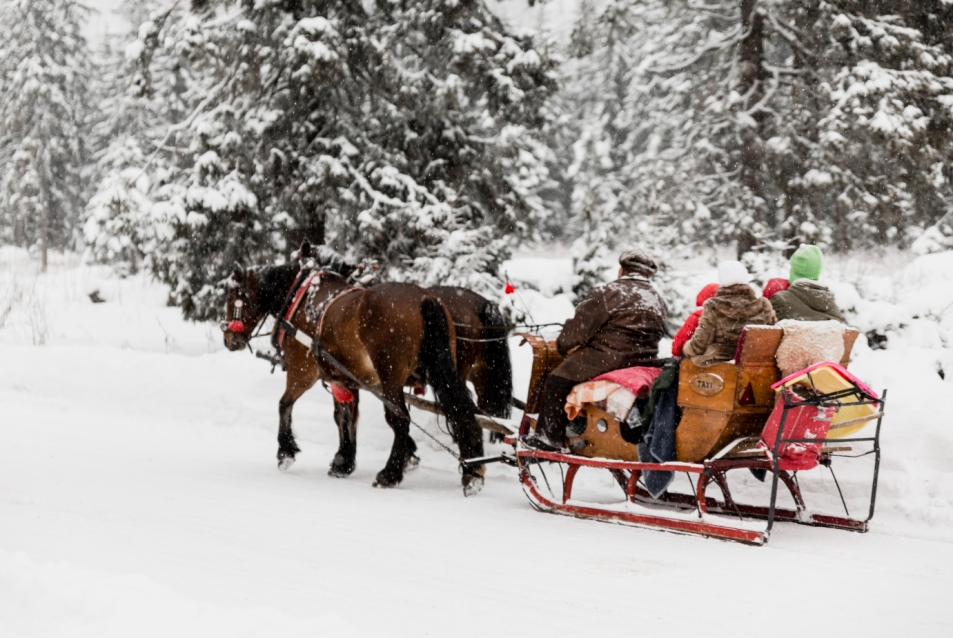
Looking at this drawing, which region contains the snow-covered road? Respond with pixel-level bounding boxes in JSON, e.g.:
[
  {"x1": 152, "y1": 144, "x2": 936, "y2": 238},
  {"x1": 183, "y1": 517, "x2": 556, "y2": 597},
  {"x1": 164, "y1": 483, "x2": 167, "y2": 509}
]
[{"x1": 2, "y1": 342, "x2": 951, "y2": 637}]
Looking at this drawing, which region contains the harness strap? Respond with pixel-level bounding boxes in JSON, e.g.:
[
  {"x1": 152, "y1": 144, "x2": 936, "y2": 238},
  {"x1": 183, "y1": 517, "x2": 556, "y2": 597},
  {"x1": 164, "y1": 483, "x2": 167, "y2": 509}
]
[
  {"x1": 276, "y1": 271, "x2": 323, "y2": 349},
  {"x1": 276, "y1": 317, "x2": 314, "y2": 349},
  {"x1": 271, "y1": 268, "x2": 310, "y2": 351},
  {"x1": 315, "y1": 286, "x2": 361, "y2": 341}
]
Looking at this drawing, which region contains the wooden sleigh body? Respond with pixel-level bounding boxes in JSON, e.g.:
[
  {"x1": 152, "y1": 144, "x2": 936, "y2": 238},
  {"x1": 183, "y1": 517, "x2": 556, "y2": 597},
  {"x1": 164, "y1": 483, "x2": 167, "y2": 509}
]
[{"x1": 508, "y1": 328, "x2": 885, "y2": 545}]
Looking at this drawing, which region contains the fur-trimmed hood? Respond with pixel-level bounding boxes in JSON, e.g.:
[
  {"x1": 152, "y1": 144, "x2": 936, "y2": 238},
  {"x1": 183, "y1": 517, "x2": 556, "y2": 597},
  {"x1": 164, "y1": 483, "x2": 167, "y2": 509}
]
[{"x1": 683, "y1": 284, "x2": 777, "y2": 367}]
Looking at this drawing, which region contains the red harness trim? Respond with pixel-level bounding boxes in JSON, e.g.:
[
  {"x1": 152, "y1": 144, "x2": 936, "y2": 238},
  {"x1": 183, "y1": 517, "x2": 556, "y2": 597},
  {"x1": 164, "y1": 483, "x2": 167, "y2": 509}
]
[
  {"x1": 277, "y1": 272, "x2": 322, "y2": 349},
  {"x1": 330, "y1": 383, "x2": 355, "y2": 404}
]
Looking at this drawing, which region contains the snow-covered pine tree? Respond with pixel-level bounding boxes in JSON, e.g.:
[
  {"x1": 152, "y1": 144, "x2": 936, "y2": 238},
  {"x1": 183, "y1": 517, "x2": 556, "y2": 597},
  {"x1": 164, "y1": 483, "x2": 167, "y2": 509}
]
[
  {"x1": 796, "y1": 1, "x2": 953, "y2": 249},
  {"x1": 344, "y1": 0, "x2": 559, "y2": 295},
  {"x1": 561, "y1": 0, "x2": 723, "y2": 320},
  {"x1": 84, "y1": 1, "x2": 189, "y2": 275},
  {"x1": 0, "y1": 0, "x2": 92, "y2": 270},
  {"x1": 97, "y1": 0, "x2": 559, "y2": 320},
  {"x1": 564, "y1": 0, "x2": 953, "y2": 272}
]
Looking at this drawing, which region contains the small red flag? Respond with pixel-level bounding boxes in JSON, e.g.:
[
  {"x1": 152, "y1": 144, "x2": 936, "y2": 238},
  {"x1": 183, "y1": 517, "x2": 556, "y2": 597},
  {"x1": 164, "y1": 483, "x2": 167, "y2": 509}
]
[{"x1": 504, "y1": 281, "x2": 515, "y2": 295}]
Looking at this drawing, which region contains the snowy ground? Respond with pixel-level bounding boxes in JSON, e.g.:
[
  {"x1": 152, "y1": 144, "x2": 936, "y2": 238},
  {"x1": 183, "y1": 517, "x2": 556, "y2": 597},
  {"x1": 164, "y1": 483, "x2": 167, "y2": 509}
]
[{"x1": 2, "y1": 247, "x2": 952, "y2": 636}]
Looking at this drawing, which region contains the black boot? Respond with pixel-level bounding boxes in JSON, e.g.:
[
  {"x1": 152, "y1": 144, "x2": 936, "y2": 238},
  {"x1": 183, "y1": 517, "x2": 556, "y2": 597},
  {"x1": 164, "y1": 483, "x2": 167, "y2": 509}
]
[{"x1": 520, "y1": 432, "x2": 565, "y2": 452}]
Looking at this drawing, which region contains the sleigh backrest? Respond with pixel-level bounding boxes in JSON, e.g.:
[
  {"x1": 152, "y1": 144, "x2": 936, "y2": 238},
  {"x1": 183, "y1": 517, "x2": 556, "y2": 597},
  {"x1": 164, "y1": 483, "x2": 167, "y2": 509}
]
[{"x1": 518, "y1": 333, "x2": 564, "y2": 414}]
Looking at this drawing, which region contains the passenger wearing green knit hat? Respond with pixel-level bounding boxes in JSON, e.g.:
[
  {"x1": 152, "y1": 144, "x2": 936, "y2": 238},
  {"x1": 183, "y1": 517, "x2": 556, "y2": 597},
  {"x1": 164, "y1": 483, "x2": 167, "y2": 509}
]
[
  {"x1": 771, "y1": 244, "x2": 844, "y2": 322},
  {"x1": 789, "y1": 244, "x2": 823, "y2": 283}
]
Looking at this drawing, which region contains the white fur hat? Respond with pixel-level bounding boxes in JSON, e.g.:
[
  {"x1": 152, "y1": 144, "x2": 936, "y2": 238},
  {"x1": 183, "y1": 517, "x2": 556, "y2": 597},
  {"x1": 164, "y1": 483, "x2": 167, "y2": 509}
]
[{"x1": 718, "y1": 260, "x2": 752, "y2": 287}]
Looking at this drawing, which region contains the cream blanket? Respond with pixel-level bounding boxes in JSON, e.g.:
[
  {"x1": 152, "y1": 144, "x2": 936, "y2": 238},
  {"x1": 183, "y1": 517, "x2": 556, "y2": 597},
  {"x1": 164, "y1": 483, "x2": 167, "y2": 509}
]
[{"x1": 775, "y1": 319, "x2": 846, "y2": 378}]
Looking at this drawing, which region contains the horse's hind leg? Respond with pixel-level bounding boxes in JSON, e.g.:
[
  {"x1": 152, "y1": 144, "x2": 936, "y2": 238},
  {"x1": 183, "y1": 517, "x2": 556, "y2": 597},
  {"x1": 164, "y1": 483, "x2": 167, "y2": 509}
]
[
  {"x1": 329, "y1": 390, "x2": 360, "y2": 477},
  {"x1": 433, "y1": 374, "x2": 485, "y2": 495},
  {"x1": 419, "y1": 298, "x2": 485, "y2": 495},
  {"x1": 373, "y1": 385, "x2": 418, "y2": 489}
]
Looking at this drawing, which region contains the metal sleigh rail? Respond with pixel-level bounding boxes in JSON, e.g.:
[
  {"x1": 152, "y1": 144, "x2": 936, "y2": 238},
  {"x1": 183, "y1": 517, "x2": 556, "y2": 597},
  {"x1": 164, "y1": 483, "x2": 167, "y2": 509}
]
[{"x1": 506, "y1": 386, "x2": 886, "y2": 545}]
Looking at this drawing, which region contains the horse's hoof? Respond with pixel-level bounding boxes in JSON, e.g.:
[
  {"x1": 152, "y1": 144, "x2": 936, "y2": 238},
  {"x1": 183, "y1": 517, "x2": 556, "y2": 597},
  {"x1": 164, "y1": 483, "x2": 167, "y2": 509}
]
[
  {"x1": 328, "y1": 454, "x2": 355, "y2": 478},
  {"x1": 462, "y1": 474, "x2": 484, "y2": 497},
  {"x1": 328, "y1": 464, "x2": 355, "y2": 478},
  {"x1": 373, "y1": 468, "x2": 402, "y2": 489},
  {"x1": 277, "y1": 456, "x2": 295, "y2": 472},
  {"x1": 403, "y1": 454, "x2": 420, "y2": 473}
]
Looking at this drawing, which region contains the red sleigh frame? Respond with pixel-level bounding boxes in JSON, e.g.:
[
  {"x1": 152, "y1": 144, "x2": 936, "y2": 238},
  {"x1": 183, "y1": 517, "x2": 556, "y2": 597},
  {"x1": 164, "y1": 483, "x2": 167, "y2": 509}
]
[{"x1": 508, "y1": 382, "x2": 885, "y2": 545}]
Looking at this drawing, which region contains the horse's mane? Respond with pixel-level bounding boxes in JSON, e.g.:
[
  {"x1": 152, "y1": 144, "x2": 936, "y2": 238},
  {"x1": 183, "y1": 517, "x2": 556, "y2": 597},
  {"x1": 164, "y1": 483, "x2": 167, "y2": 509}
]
[
  {"x1": 254, "y1": 263, "x2": 300, "y2": 314},
  {"x1": 252, "y1": 246, "x2": 362, "y2": 314}
]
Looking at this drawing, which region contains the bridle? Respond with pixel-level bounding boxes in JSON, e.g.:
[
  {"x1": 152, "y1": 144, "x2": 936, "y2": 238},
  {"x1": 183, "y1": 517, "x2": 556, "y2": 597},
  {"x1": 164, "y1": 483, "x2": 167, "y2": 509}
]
[{"x1": 220, "y1": 279, "x2": 268, "y2": 346}]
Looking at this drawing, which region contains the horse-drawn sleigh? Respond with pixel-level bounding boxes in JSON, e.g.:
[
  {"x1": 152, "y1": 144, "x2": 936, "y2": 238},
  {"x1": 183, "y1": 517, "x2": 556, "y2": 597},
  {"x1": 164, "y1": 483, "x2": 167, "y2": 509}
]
[{"x1": 221, "y1": 247, "x2": 885, "y2": 545}]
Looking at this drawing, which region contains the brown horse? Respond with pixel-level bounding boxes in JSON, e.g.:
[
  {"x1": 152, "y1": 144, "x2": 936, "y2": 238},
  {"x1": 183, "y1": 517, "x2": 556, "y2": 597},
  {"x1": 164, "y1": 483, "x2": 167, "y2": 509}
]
[
  {"x1": 221, "y1": 245, "x2": 511, "y2": 468},
  {"x1": 223, "y1": 266, "x2": 491, "y2": 495}
]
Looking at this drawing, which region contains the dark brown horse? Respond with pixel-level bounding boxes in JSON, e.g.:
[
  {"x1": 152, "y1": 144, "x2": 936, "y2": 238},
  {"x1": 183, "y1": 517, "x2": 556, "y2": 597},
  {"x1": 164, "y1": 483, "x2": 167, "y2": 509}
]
[
  {"x1": 221, "y1": 245, "x2": 510, "y2": 470},
  {"x1": 223, "y1": 262, "x2": 500, "y2": 495}
]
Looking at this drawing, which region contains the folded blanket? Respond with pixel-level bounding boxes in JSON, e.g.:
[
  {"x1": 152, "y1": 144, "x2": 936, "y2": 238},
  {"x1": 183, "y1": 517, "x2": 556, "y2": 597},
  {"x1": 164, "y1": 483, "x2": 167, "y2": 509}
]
[
  {"x1": 564, "y1": 380, "x2": 632, "y2": 421},
  {"x1": 594, "y1": 366, "x2": 661, "y2": 396},
  {"x1": 564, "y1": 366, "x2": 661, "y2": 421}
]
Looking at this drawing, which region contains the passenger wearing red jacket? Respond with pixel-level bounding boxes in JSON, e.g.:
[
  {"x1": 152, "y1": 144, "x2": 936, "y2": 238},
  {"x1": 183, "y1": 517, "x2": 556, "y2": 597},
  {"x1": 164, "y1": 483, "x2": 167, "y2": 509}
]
[
  {"x1": 671, "y1": 283, "x2": 720, "y2": 357},
  {"x1": 762, "y1": 277, "x2": 789, "y2": 300}
]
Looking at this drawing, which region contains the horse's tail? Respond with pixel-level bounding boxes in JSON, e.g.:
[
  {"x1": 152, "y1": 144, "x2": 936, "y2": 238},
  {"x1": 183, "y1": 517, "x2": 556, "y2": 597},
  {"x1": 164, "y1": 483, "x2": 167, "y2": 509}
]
[
  {"x1": 476, "y1": 300, "x2": 512, "y2": 418},
  {"x1": 418, "y1": 298, "x2": 479, "y2": 444}
]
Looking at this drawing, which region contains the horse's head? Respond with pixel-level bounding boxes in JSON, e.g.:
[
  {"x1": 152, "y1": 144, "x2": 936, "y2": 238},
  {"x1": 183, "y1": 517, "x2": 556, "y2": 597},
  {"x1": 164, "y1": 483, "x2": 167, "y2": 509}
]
[{"x1": 221, "y1": 265, "x2": 266, "y2": 351}]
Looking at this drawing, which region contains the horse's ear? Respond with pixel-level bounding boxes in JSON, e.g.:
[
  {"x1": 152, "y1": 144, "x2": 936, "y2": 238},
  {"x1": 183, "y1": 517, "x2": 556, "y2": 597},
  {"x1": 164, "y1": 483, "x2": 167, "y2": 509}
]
[
  {"x1": 232, "y1": 265, "x2": 244, "y2": 283},
  {"x1": 299, "y1": 241, "x2": 312, "y2": 260}
]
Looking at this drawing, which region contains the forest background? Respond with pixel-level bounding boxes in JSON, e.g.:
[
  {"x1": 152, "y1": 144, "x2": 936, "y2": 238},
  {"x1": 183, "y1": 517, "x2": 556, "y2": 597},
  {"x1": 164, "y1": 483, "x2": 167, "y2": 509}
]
[{"x1": 2, "y1": 0, "x2": 953, "y2": 330}]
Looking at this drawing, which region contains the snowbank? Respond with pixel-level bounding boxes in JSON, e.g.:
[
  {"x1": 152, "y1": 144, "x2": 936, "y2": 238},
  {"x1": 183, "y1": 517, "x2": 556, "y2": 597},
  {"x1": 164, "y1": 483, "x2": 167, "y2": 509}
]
[
  {"x1": 0, "y1": 247, "x2": 221, "y2": 354},
  {"x1": 826, "y1": 249, "x2": 953, "y2": 349}
]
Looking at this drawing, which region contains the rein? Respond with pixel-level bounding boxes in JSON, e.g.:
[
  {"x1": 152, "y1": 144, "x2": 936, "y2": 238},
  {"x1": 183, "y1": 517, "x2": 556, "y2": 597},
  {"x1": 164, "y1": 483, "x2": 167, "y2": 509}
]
[{"x1": 451, "y1": 321, "x2": 563, "y2": 343}]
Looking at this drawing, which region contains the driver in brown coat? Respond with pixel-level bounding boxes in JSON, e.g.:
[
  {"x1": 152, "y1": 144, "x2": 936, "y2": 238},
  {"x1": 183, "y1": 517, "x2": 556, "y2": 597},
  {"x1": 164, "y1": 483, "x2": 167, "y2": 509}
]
[{"x1": 523, "y1": 248, "x2": 667, "y2": 451}]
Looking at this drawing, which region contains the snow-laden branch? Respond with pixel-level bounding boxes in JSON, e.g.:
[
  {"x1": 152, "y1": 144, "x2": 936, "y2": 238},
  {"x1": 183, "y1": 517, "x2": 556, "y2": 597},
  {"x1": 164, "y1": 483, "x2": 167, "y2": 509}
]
[
  {"x1": 647, "y1": 25, "x2": 745, "y2": 74},
  {"x1": 744, "y1": 66, "x2": 781, "y2": 117},
  {"x1": 766, "y1": 11, "x2": 817, "y2": 63},
  {"x1": 135, "y1": 75, "x2": 231, "y2": 181},
  {"x1": 686, "y1": 0, "x2": 740, "y2": 21}
]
